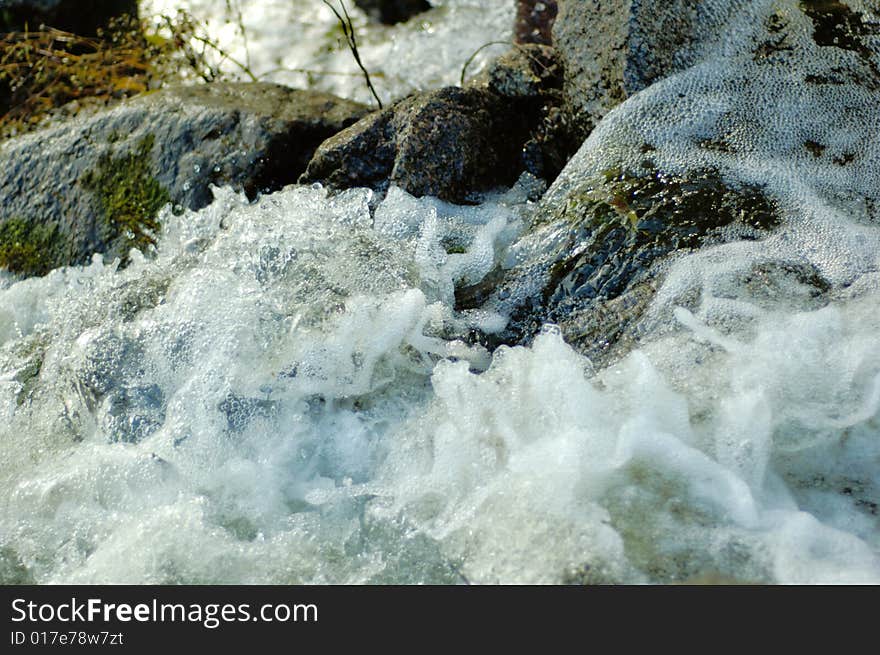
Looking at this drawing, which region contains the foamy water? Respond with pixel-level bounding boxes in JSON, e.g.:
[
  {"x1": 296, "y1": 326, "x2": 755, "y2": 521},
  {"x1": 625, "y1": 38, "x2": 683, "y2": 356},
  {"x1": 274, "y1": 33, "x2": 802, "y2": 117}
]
[
  {"x1": 1, "y1": 0, "x2": 879, "y2": 584},
  {"x1": 1, "y1": 176, "x2": 878, "y2": 584}
]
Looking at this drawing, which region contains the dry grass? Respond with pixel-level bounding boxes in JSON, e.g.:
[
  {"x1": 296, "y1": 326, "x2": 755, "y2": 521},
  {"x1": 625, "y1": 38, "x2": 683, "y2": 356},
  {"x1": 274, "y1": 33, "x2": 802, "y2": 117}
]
[{"x1": 0, "y1": 12, "x2": 251, "y2": 139}]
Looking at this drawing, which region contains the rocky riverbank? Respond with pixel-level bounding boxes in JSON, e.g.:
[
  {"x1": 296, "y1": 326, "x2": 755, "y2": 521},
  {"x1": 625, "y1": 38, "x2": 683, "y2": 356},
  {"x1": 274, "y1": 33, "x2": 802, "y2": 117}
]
[{"x1": 3, "y1": 0, "x2": 880, "y2": 366}]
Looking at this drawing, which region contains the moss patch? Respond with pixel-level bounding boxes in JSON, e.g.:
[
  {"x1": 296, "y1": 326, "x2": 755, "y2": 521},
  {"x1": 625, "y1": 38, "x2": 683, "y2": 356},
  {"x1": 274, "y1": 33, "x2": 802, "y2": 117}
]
[
  {"x1": 0, "y1": 218, "x2": 64, "y2": 276},
  {"x1": 82, "y1": 134, "x2": 169, "y2": 259}
]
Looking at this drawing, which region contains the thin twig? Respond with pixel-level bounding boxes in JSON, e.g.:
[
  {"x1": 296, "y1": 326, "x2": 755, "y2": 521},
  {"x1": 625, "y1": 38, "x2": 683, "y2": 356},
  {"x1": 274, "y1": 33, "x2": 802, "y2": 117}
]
[
  {"x1": 190, "y1": 32, "x2": 258, "y2": 82},
  {"x1": 322, "y1": 0, "x2": 383, "y2": 109},
  {"x1": 460, "y1": 40, "x2": 560, "y2": 87},
  {"x1": 459, "y1": 40, "x2": 511, "y2": 86}
]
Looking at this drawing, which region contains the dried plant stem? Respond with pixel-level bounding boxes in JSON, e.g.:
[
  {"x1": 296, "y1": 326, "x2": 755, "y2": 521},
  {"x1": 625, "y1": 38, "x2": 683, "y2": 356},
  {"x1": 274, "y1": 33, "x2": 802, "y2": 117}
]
[{"x1": 322, "y1": 0, "x2": 383, "y2": 109}]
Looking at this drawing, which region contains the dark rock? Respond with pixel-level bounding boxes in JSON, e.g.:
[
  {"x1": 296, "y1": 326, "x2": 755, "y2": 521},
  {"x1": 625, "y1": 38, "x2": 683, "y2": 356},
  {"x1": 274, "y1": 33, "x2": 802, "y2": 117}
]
[
  {"x1": 487, "y1": 43, "x2": 561, "y2": 99},
  {"x1": 483, "y1": 44, "x2": 572, "y2": 185},
  {"x1": 353, "y1": 0, "x2": 431, "y2": 25},
  {"x1": 0, "y1": 82, "x2": 368, "y2": 275},
  {"x1": 300, "y1": 86, "x2": 534, "y2": 203},
  {"x1": 515, "y1": 0, "x2": 558, "y2": 45},
  {"x1": 486, "y1": 165, "x2": 782, "y2": 366},
  {"x1": 0, "y1": 0, "x2": 138, "y2": 35}
]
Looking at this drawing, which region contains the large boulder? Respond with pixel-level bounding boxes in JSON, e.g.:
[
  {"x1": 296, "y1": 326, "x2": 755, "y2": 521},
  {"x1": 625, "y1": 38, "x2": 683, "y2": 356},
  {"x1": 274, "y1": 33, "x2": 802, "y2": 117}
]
[
  {"x1": 300, "y1": 86, "x2": 536, "y2": 203},
  {"x1": 553, "y1": 0, "x2": 751, "y2": 145},
  {"x1": 0, "y1": 82, "x2": 368, "y2": 275},
  {"x1": 0, "y1": 0, "x2": 137, "y2": 34},
  {"x1": 482, "y1": 0, "x2": 880, "y2": 365}
]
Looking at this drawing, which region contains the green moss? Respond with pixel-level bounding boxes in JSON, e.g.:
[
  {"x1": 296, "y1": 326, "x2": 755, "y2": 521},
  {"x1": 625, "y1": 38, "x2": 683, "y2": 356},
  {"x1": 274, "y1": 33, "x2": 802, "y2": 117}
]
[
  {"x1": 0, "y1": 218, "x2": 64, "y2": 276},
  {"x1": 82, "y1": 134, "x2": 169, "y2": 258}
]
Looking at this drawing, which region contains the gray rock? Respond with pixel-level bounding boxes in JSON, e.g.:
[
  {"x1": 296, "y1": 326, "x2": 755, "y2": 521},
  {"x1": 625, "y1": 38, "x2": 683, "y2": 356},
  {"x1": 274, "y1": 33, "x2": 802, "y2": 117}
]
[
  {"x1": 300, "y1": 86, "x2": 534, "y2": 203},
  {"x1": 0, "y1": 0, "x2": 137, "y2": 34},
  {"x1": 0, "y1": 82, "x2": 368, "y2": 274},
  {"x1": 553, "y1": 0, "x2": 750, "y2": 144}
]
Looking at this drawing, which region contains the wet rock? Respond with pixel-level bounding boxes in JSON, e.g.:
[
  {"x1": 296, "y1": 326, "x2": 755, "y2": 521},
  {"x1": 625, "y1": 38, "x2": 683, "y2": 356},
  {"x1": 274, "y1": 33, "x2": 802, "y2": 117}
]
[
  {"x1": 0, "y1": 82, "x2": 368, "y2": 274},
  {"x1": 0, "y1": 0, "x2": 137, "y2": 35},
  {"x1": 487, "y1": 165, "x2": 781, "y2": 365},
  {"x1": 300, "y1": 86, "x2": 534, "y2": 203},
  {"x1": 353, "y1": 0, "x2": 431, "y2": 25},
  {"x1": 481, "y1": 0, "x2": 880, "y2": 364}
]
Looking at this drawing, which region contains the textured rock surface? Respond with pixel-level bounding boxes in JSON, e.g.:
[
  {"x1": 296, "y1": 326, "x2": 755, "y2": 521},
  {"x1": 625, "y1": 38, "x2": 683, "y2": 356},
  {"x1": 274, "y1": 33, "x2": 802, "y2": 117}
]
[
  {"x1": 300, "y1": 86, "x2": 535, "y2": 203},
  {"x1": 515, "y1": 0, "x2": 558, "y2": 45},
  {"x1": 0, "y1": 0, "x2": 138, "y2": 34},
  {"x1": 487, "y1": 43, "x2": 561, "y2": 99},
  {"x1": 0, "y1": 82, "x2": 367, "y2": 272},
  {"x1": 553, "y1": 0, "x2": 751, "y2": 144}
]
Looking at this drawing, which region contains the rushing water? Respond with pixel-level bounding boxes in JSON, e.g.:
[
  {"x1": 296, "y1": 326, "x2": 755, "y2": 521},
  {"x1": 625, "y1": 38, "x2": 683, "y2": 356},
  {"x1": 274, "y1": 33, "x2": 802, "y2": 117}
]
[
  {"x1": 139, "y1": 0, "x2": 514, "y2": 106},
  {"x1": 1, "y1": 1, "x2": 879, "y2": 584},
  {"x1": 1, "y1": 175, "x2": 878, "y2": 584}
]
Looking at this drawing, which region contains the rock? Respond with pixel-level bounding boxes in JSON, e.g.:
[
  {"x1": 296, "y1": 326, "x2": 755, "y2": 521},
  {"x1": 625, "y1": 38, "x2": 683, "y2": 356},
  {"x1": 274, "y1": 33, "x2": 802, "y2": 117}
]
[
  {"x1": 483, "y1": 0, "x2": 880, "y2": 364},
  {"x1": 0, "y1": 0, "x2": 138, "y2": 35},
  {"x1": 487, "y1": 43, "x2": 561, "y2": 99},
  {"x1": 300, "y1": 86, "x2": 535, "y2": 203},
  {"x1": 515, "y1": 0, "x2": 558, "y2": 45},
  {"x1": 353, "y1": 0, "x2": 431, "y2": 25},
  {"x1": 487, "y1": 165, "x2": 782, "y2": 365},
  {"x1": 0, "y1": 82, "x2": 368, "y2": 275},
  {"x1": 484, "y1": 44, "x2": 571, "y2": 183},
  {"x1": 552, "y1": 0, "x2": 749, "y2": 145}
]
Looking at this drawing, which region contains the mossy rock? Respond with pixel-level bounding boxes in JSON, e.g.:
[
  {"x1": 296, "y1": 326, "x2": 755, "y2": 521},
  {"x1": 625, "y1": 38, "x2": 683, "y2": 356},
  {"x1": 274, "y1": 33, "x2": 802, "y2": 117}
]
[
  {"x1": 545, "y1": 165, "x2": 779, "y2": 308},
  {"x1": 0, "y1": 82, "x2": 368, "y2": 278}
]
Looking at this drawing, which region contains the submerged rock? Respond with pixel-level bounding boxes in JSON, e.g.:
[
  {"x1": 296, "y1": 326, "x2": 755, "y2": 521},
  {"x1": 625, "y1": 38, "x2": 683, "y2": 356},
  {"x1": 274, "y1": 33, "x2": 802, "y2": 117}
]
[
  {"x1": 0, "y1": 82, "x2": 368, "y2": 275},
  {"x1": 0, "y1": 0, "x2": 137, "y2": 34},
  {"x1": 300, "y1": 86, "x2": 535, "y2": 203},
  {"x1": 487, "y1": 165, "x2": 782, "y2": 364}
]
